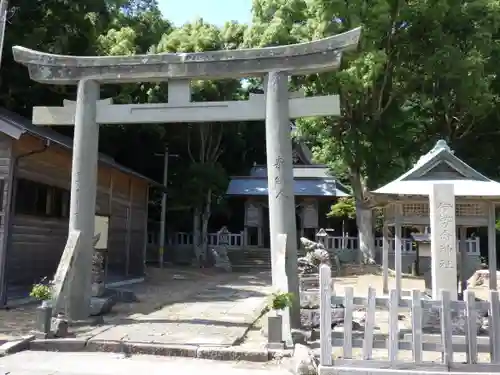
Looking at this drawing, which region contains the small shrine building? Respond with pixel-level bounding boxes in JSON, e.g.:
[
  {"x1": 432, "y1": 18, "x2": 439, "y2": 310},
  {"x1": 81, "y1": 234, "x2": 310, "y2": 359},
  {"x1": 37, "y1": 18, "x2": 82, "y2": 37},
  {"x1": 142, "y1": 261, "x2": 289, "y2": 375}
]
[
  {"x1": 226, "y1": 140, "x2": 350, "y2": 249},
  {"x1": 372, "y1": 140, "x2": 500, "y2": 296}
]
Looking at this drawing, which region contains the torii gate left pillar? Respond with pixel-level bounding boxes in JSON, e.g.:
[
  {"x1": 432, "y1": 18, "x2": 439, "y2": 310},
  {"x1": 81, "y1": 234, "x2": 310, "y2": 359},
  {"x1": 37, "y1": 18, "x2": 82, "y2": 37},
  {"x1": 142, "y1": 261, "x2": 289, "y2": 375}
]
[
  {"x1": 65, "y1": 79, "x2": 100, "y2": 319},
  {"x1": 12, "y1": 27, "x2": 361, "y2": 324}
]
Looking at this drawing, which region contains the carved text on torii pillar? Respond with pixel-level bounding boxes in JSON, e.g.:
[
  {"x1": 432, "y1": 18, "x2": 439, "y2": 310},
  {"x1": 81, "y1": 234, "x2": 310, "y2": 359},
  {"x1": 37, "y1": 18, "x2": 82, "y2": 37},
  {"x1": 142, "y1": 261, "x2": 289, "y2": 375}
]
[{"x1": 274, "y1": 156, "x2": 286, "y2": 199}]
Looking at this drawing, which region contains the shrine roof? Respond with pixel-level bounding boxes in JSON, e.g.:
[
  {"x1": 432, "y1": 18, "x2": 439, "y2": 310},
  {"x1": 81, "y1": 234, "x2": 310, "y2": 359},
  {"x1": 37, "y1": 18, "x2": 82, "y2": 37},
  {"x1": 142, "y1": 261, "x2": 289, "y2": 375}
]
[
  {"x1": 249, "y1": 165, "x2": 332, "y2": 178},
  {"x1": 226, "y1": 176, "x2": 349, "y2": 197},
  {"x1": 373, "y1": 140, "x2": 500, "y2": 198},
  {"x1": 0, "y1": 107, "x2": 162, "y2": 187}
]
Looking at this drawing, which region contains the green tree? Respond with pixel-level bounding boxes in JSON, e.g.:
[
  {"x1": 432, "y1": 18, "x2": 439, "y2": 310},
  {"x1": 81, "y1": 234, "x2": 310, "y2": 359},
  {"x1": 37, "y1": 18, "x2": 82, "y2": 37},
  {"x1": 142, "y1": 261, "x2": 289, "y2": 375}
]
[
  {"x1": 246, "y1": 0, "x2": 500, "y2": 263},
  {"x1": 0, "y1": 0, "x2": 111, "y2": 113},
  {"x1": 246, "y1": 0, "x2": 415, "y2": 262},
  {"x1": 152, "y1": 19, "x2": 249, "y2": 262}
]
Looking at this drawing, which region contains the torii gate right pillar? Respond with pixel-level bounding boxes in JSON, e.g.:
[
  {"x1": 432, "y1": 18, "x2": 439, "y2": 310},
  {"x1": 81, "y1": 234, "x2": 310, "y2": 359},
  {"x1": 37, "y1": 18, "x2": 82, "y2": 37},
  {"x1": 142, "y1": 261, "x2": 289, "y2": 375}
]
[{"x1": 265, "y1": 71, "x2": 300, "y2": 327}]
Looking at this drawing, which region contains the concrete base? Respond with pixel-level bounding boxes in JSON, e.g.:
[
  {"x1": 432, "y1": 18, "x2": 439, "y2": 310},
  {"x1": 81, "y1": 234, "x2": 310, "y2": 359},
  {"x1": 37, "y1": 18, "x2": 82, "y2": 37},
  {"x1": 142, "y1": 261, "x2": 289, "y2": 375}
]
[
  {"x1": 27, "y1": 338, "x2": 292, "y2": 362},
  {"x1": 35, "y1": 304, "x2": 52, "y2": 335},
  {"x1": 268, "y1": 314, "x2": 283, "y2": 345},
  {"x1": 67, "y1": 316, "x2": 104, "y2": 327},
  {"x1": 0, "y1": 335, "x2": 35, "y2": 356}
]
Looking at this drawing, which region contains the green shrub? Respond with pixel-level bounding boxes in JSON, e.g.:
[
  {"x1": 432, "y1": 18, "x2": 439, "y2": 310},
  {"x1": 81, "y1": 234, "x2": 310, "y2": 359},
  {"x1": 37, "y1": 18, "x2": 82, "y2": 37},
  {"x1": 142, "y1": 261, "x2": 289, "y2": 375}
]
[
  {"x1": 30, "y1": 278, "x2": 53, "y2": 301},
  {"x1": 269, "y1": 291, "x2": 294, "y2": 311}
]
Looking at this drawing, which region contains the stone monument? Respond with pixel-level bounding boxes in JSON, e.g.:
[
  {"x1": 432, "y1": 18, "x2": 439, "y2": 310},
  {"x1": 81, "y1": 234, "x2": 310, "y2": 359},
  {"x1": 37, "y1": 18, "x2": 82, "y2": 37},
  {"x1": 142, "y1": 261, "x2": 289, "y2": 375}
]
[
  {"x1": 12, "y1": 27, "x2": 361, "y2": 324},
  {"x1": 422, "y1": 184, "x2": 489, "y2": 334},
  {"x1": 429, "y1": 183, "x2": 458, "y2": 300}
]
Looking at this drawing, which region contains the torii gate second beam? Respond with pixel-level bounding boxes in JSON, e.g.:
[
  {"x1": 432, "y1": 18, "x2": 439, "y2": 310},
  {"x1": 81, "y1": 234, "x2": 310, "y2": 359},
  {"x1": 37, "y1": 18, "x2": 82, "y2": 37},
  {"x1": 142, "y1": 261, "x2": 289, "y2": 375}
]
[{"x1": 32, "y1": 84, "x2": 340, "y2": 125}]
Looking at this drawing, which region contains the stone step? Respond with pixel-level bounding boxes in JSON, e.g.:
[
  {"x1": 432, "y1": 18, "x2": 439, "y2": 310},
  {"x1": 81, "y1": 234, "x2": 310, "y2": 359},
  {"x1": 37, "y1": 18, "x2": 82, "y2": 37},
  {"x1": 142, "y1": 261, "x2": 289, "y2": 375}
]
[{"x1": 227, "y1": 249, "x2": 271, "y2": 268}]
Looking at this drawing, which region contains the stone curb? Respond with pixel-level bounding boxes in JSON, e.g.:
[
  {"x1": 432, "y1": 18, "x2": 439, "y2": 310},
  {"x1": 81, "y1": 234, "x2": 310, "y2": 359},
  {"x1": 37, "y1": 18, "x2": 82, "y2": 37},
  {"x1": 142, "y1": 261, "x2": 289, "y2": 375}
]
[
  {"x1": 0, "y1": 335, "x2": 35, "y2": 357},
  {"x1": 27, "y1": 338, "x2": 292, "y2": 362}
]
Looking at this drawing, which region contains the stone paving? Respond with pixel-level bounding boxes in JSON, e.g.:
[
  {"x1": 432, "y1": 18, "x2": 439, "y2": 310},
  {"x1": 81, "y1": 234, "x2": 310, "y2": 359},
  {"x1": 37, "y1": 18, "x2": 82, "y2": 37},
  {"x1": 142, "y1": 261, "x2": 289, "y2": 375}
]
[
  {"x1": 83, "y1": 271, "x2": 273, "y2": 346},
  {"x1": 0, "y1": 267, "x2": 272, "y2": 347}
]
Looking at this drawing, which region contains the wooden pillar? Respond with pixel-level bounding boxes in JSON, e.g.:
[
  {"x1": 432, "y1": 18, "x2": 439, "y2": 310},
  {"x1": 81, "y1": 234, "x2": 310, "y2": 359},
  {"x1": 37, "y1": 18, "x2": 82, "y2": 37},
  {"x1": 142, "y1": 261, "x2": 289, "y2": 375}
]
[
  {"x1": 382, "y1": 222, "x2": 389, "y2": 294},
  {"x1": 488, "y1": 202, "x2": 497, "y2": 290},
  {"x1": 243, "y1": 227, "x2": 248, "y2": 247},
  {"x1": 394, "y1": 204, "x2": 402, "y2": 299},
  {"x1": 459, "y1": 226, "x2": 468, "y2": 294},
  {"x1": 108, "y1": 172, "x2": 114, "y2": 215},
  {"x1": 299, "y1": 205, "x2": 304, "y2": 238},
  {"x1": 258, "y1": 204, "x2": 264, "y2": 247},
  {"x1": 125, "y1": 179, "x2": 133, "y2": 276},
  {"x1": 106, "y1": 172, "x2": 114, "y2": 284},
  {"x1": 142, "y1": 186, "x2": 149, "y2": 276}
]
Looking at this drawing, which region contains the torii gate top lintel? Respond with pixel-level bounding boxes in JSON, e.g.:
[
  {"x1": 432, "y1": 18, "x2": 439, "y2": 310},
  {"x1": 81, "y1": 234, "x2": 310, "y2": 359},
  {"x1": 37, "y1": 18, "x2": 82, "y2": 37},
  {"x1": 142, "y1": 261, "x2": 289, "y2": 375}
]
[{"x1": 12, "y1": 27, "x2": 361, "y2": 85}]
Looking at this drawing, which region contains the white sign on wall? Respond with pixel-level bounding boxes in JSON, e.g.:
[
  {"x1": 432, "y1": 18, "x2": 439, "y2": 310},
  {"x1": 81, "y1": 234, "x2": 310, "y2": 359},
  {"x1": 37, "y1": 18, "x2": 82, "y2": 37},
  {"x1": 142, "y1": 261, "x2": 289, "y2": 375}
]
[
  {"x1": 94, "y1": 215, "x2": 109, "y2": 250},
  {"x1": 302, "y1": 201, "x2": 318, "y2": 228},
  {"x1": 245, "y1": 202, "x2": 261, "y2": 227}
]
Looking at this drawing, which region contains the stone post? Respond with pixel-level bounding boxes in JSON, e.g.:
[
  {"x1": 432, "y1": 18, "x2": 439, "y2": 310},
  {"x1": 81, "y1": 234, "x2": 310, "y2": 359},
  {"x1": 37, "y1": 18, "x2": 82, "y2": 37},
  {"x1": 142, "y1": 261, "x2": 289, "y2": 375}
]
[
  {"x1": 265, "y1": 71, "x2": 300, "y2": 328},
  {"x1": 394, "y1": 205, "x2": 402, "y2": 299},
  {"x1": 66, "y1": 79, "x2": 100, "y2": 320},
  {"x1": 488, "y1": 202, "x2": 497, "y2": 290},
  {"x1": 429, "y1": 183, "x2": 458, "y2": 300},
  {"x1": 459, "y1": 226, "x2": 468, "y2": 294},
  {"x1": 382, "y1": 223, "x2": 389, "y2": 294}
]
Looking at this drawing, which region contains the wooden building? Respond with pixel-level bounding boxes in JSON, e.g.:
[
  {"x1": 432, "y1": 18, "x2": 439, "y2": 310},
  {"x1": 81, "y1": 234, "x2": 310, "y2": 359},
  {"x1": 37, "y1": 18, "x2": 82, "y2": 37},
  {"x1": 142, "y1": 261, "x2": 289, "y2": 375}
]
[{"x1": 0, "y1": 108, "x2": 159, "y2": 299}]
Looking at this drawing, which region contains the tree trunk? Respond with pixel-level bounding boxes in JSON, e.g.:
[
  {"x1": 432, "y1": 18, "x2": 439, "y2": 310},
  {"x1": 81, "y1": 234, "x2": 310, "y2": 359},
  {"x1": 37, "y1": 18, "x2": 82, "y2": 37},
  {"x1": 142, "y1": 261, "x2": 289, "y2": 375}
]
[
  {"x1": 200, "y1": 189, "x2": 212, "y2": 267},
  {"x1": 356, "y1": 205, "x2": 375, "y2": 264},
  {"x1": 350, "y1": 170, "x2": 376, "y2": 264},
  {"x1": 193, "y1": 208, "x2": 202, "y2": 266}
]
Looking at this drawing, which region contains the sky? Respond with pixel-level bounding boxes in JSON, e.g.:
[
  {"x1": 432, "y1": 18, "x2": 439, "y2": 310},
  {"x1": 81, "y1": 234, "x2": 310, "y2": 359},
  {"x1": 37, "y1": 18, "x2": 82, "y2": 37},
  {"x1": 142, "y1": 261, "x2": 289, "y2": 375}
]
[{"x1": 158, "y1": 0, "x2": 252, "y2": 26}]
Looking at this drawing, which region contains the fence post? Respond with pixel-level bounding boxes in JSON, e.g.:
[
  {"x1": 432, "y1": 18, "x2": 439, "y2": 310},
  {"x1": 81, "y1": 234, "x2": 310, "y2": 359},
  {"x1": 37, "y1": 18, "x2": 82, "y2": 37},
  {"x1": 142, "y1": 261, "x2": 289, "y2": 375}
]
[
  {"x1": 320, "y1": 263, "x2": 333, "y2": 366},
  {"x1": 489, "y1": 290, "x2": 500, "y2": 363}
]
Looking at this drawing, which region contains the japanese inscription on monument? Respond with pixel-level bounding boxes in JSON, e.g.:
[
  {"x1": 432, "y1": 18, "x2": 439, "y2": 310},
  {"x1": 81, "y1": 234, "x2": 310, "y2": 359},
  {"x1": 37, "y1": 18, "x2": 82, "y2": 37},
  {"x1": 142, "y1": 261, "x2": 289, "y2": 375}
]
[{"x1": 429, "y1": 183, "x2": 458, "y2": 300}]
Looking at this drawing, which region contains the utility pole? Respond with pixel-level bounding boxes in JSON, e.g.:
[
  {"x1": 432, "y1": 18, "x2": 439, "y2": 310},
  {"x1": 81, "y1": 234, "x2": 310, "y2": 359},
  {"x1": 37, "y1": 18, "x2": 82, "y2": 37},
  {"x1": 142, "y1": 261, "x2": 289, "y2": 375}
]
[
  {"x1": 158, "y1": 147, "x2": 169, "y2": 268},
  {"x1": 0, "y1": 0, "x2": 8, "y2": 68}
]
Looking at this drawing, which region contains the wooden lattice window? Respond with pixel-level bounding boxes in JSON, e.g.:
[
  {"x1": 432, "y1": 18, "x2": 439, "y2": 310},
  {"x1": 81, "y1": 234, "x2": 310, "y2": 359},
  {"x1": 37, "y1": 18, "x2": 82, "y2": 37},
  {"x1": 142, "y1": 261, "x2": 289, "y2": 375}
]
[
  {"x1": 456, "y1": 203, "x2": 483, "y2": 216},
  {"x1": 402, "y1": 203, "x2": 429, "y2": 216}
]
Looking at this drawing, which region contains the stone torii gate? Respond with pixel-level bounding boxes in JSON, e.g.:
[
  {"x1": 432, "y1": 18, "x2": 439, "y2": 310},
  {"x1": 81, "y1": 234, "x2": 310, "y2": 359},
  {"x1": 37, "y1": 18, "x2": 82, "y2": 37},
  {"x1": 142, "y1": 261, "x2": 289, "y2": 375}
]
[{"x1": 12, "y1": 27, "x2": 361, "y2": 325}]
